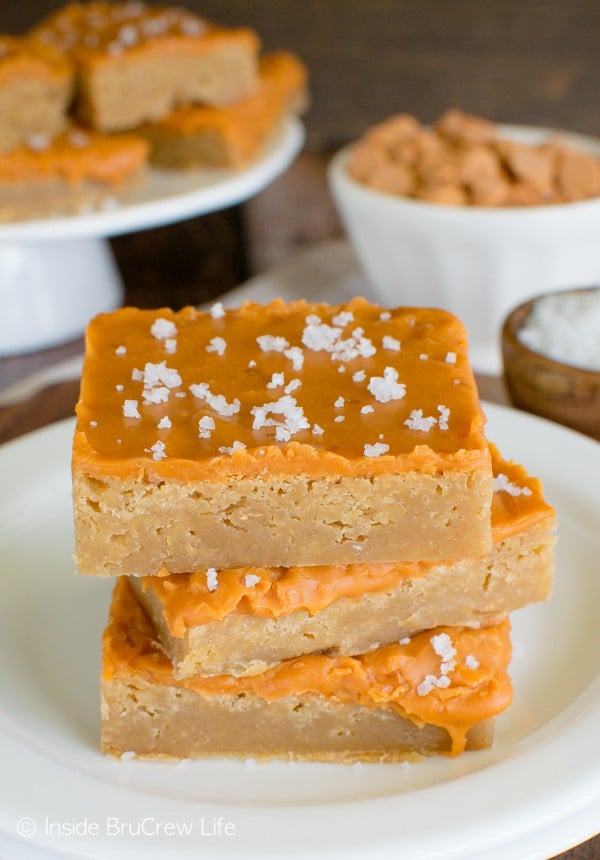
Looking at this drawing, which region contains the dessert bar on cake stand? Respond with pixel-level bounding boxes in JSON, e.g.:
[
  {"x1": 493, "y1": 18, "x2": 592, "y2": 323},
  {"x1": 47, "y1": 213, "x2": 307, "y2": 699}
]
[{"x1": 0, "y1": 117, "x2": 303, "y2": 357}]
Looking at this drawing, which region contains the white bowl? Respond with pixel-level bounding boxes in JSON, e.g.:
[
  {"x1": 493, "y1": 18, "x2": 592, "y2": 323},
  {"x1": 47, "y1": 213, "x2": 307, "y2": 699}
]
[{"x1": 328, "y1": 125, "x2": 600, "y2": 373}]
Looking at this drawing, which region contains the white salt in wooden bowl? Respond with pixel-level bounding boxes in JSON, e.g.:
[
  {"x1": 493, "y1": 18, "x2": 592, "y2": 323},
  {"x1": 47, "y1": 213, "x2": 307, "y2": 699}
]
[{"x1": 502, "y1": 286, "x2": 600, "y2": 439}]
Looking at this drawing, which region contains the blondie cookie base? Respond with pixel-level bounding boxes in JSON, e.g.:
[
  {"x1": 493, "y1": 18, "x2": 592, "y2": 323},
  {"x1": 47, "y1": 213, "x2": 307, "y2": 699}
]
[
  {"x1": 0, "y1": 37, "x2": 73, "y2": 151},
  {"x1": 131, "y1": 518, "x2": 553, "y2": 677},
  {"x1": 101, "y1": 678, "x2": 495, "y2": 762},
  {"x1": 73, "y1": 300, "x2": 493, "y2": 574},
  {"x1": 140, "y1": 52, "x2": 308, "y2": 169},
  {"x1": 75, "y1": 467, "x2": 492, "y2": 575},
  {"x1": 101, "y1": 580, "x2": 511, "y2": 761},
  {"x1": 31, "y1": 4, "x2": 260, "y2": 131}
]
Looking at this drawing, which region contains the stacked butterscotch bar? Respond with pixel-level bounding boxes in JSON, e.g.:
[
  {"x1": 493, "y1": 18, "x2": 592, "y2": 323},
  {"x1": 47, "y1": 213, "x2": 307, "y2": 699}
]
[{"x1": 72, "y1": 298, "x2": 555, "y2": 761}]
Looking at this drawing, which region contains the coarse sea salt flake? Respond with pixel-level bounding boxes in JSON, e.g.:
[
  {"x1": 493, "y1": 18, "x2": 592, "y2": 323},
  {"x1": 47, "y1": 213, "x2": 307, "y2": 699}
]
[
  {"x1": 150, "y1": 317, "x2": 177, "y2": 340},
  {"x1": 382, "y1": 335, "x2": 401, "y2": 351},
  {"x1": 123, "y1": 399, "x2": 141, "y2": 419},
  {"x1": 245, "y1": 574, "x2": 260, "y2": 588},
  {"x1": 206, "y1": 568, "x2": 218, "y2": 592},
  {"x1": 361, "y1": 405, "x2": 374, "y2": 414},
  {"x1": 210, "y1": 301, "x2": 225, "y2": 319},
  {"x1": 148, "y1": 440, "x2": 167, "y2": 461},
  {"x1": 353, "y1": 370, "x2": 366, "y2": 382},
  {"x1": 219, "y1": 440, "x2": 246, "y2": 455},
  {"x1": 446, "y1": 351, "x2": 457, "y2": 364},
  {"x1": 364, "y1": 442, "x2": 389, "y2": 457},
  {"x1": 142, "y1": 386, "x2": 170, "y2": 405},
  {"x1": 332, "y1": 310, "x2": 354, "y2": 327},
  {"x1": 465, "y1": 654, "x2": 480, "y2": 670},
  {"x1": 380, "y1": 311, "x2": 392, "y2": 321},
  {"x1": 206, "y1": 336, "x2": 226, "y2": 356},
  {"x1": 284, "y1": 346, "x2": 304, "y2": 371},
  {"x1": 164, "y1": 338, "x2": 177, "y2": 354},
  {"x1": 157, "y1": 416, "x2": 171, "y2": 429},
  {"x1": 404, "y1": 410, "x2": 437, "y2": 432},
  {"x1": 437, "y1": 405, "x2": 450, "y2": 431},
  {"x1": 267, "y1": 372, "x2": 285, "y2": 389},
  {"x1": 189, "y1": 383, "x2": 240, "y2": 417},
  {"x1": 334, "y1": 396, "x2": 345, "y2": 408},
  {"x1": 312, "y1": 423, "x2": 324, "y2": 436},
  {"x1": 116, "y1": 384, "x2": 124, "y2": 392},
  {"x1": 493, "y1": 473, "x2": 533, "y2": 497},
  {"x1": 116, "y1": 345, "x2": 127, "y2": 355},
  {"x1": 368, "y1": 367, "x2": 406, "y2": 403},
  {"x1": 257, "y1": 334, "x2": 290, "y2": 353},
  {"x1": 198, "y1": 415, "x2": 215, "y2": 438},
  {"x1": 143, "y1": 361, "x2": 182, "y2": 389},
  {"x1": 284, "y1": 378, "x2": 302, "y2": 394},
  {"x1": 334, "y1": 415, "x2": 345, "y2": 423},
  {"x1": 420, "y1": 354, "x2": 428, "y2": 361}
]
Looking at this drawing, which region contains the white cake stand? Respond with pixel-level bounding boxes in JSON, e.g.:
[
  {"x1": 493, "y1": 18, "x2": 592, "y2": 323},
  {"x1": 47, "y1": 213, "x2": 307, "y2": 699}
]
[{"x1": 0, "y1": 118, "x2": 304, "y2": 356}]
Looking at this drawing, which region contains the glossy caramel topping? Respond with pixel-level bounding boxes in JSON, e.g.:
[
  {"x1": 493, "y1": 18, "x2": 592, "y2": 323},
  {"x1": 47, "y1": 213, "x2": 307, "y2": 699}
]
[
  {"x1": 152, "y1": 51, "x2": 307, "y2": 141},
  {"x1": 104, "y1": 579, "x2": 513, "y2": 755},
  {"x1": 31, "y1": 2, "x2": 258, "y2": 65},
  {"x1": 140, "y1": 443, "x2": 554, "y2": 635},
  {"x1": 0, "y1": 35, "x2": 72, "y2": 85},
  {"x1": 0, "y1": 126, "x2": 148, "y2": 184},
  {"x1": 73, "y1": 299, "x2": 490, "y2": 480}
]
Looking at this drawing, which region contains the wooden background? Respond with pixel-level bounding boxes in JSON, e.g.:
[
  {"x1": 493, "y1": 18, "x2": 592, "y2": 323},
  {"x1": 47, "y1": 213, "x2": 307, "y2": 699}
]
[{"x1": 4, "y1": 1, "x2": 600, "y2": 312}]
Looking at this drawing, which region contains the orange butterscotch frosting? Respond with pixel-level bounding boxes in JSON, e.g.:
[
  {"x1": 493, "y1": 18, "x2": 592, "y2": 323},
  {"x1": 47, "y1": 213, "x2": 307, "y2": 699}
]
[
  {"x1": 0, "y1": 35, "x2": 73, "y2": 86},
  {"x1": 148, "y1": 51, "x2": 307, "y2": 143},
  {"x1": 0, "y1": 126, "x2": 148, "y2": 185},
  {"x1": 73, "y1": 299, "x2": 490, "y2": 480},
  {"x1": 140, "y1": 443, "x2": 555, "y2": 636},
  {"x1": 30, "y1": 2, "x2": 259, "y2": 67},
  {"x1": 104, "y1": 579, "x2": 513, "y2": 755}
]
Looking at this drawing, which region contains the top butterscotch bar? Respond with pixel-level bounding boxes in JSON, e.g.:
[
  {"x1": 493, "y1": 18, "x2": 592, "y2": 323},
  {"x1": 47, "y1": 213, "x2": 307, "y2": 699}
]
[
  {"x1": 72, "y1": 299, "x2": 493, "y2": 575},
  {"x1": 30, "y1": 2, "x2": 260, "y2": 131}
]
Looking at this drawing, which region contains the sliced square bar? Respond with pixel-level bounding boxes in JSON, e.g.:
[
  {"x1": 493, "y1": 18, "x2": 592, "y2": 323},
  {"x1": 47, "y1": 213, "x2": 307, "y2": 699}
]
[
  {"x1": 101, "y1": 579, "x2": 513, "y2": 761},
  {"x1": 0, "y1": 36, "x2": 73, "y2": 152},
  {"x1": 73, "y1": 299, "x2": 493, "y2": 575},
  {"x1": 138, "y1": 51, "x2": 308, "y2": 169},
  {"x1": 0, "y1": 126, "x2": 148, "y2": 222},
  {"x1": 131, "y1": 445, "x2": 555, "y2": 677},
  {"x1": 30, "y1": 2, "x2": 260, "y2": 131}
]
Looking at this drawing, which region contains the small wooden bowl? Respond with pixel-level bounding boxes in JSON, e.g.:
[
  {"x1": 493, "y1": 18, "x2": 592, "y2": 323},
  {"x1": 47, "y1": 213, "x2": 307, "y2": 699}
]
[{"x1": 502, "y1": 287, "x2": 600, "y2": 439}]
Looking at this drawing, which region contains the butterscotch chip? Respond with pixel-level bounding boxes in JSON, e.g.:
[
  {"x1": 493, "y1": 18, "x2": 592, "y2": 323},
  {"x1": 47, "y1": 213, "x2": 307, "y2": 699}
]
[
  {"x1": 348, "y1": 108, "x2": 600, "y2": 206},
  {"x1": 435, "y1": 108, "x2": 497, "y2": 145},
  {"x1": 365, "y1": 112, "x2": 421, "y2": 149},
  {"x1": 131, "y1": 445, "x2": 554, "y2": 679},
  {"x1": 418, "y1": 184, "x2": 468, "y2": 205},
  {"x1": 553, "y1": 145, "x2": 600, "y2": 201},
  {"x1": 100, "y1": 578, "x2": 513, "y2": 760},
  {"x1": 72, "y1": 299, "x2": 493, "y2": 575},
  {"x1": 496, "y1": 140, "x2": 554, "y2": 198},
  {"x1": 30, "y1": 2, "x2": 260, "y2": 131},
  {"x1": 138, "y1": 52, "x2": 308, "y2": 169},
  {"x1": 0, "y1": 35, "x2": 73, "y2": 151},
  {"x1": 366, "y1": 160, "x2": 415, "y2": 195}
]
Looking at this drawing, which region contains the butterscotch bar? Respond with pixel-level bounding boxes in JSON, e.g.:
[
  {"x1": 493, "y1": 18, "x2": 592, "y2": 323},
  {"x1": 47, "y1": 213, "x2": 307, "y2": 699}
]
[
  {"x1": 139, "y1": 51, "x2": 308, "y2": 169},
  {"x1": 0, "y1": 36, "x2": 73, "y2": 152},
  {"x1": 0, "y1": 126, "x2": 148, "y2": 222},
  {"x1": 73, "y1": 299, "x2": 493, "y2": 575},
  {"x1": 31, "y1": 3, "x2": 260, "y2": 131},
  {"x1": 131, "y1": 446, "x2": 555, "y2": 677},
  {"x1": 100, "y1": 579, "x2": 512, "y2": 761}
]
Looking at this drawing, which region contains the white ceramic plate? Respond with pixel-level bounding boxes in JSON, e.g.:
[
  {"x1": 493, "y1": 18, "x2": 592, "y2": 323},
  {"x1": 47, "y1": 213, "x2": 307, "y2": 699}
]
[
  {"x1": 0, "y1": 118, "x2": 304, "y2": 241},
  {"x1": 0, "y1": 405, "x2": 598, "y2": 860}
]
